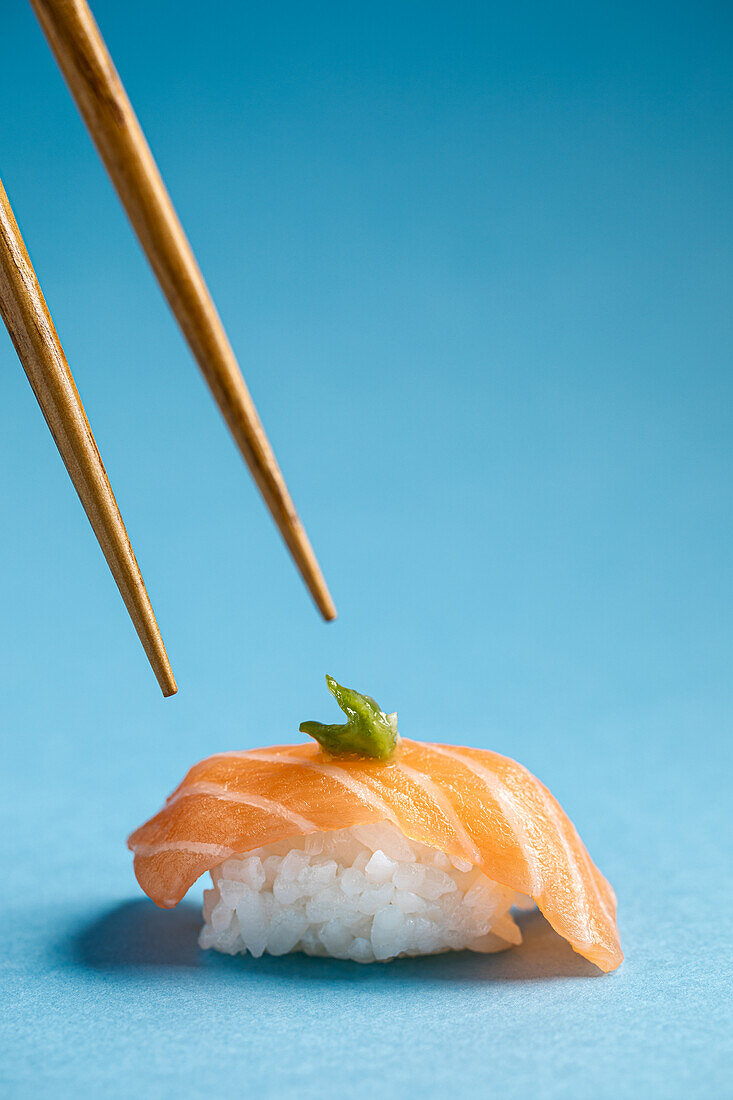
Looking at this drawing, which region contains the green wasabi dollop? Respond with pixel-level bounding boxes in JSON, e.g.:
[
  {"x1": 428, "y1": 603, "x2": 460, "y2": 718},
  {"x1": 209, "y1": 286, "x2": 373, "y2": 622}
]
[{"x1": 300, "y1": 675, "x2": 399, "y2": 760}]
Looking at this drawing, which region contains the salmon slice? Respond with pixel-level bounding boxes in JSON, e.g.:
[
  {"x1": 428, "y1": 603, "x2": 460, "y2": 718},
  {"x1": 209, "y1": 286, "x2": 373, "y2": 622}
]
[{"x1": 128, "y1": 740, "x2": 623, "y2": 972}]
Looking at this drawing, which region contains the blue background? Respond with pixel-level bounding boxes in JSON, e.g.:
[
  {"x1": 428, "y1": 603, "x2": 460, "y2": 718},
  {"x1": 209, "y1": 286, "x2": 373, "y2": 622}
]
[{"x1": 1, "y1": 1, "x2": 731, "y2": 1095}]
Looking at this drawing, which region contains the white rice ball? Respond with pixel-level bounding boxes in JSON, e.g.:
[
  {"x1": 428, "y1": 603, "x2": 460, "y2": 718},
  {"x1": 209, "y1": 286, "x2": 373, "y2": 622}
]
[{"x1": 199, "y1": 822, "x2": 523, "y2": 963}]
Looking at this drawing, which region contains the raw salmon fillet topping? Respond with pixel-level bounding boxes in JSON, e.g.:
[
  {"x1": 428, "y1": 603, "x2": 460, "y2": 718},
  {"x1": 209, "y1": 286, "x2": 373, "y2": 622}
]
[{"x1": 128, "y1": 740, "x2": 623, "y2": 972}]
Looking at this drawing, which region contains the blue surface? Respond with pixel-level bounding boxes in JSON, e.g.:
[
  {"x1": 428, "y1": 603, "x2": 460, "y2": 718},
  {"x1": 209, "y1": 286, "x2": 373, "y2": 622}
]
[{"x1": 1, "y1": 1, "x2": 731, "y2": 1095}]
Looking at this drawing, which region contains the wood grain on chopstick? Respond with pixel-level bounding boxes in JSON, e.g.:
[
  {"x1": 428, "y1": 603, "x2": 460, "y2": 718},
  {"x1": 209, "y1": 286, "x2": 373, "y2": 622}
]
[
  {"x1": 30, "y1": 0, "x2": 336, "y2": 622},
  {"x1": 0, "y1": 178, "x2": 177, "y2": 697}
]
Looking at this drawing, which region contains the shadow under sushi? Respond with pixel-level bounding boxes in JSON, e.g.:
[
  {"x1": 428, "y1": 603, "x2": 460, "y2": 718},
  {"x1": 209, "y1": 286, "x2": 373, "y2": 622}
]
[
  {"x1": 71, "y1": 902, "x2": 599, "y2": 981},
  {"x1": 72, "y1": 900, "x2": 204, "y2": 969}
]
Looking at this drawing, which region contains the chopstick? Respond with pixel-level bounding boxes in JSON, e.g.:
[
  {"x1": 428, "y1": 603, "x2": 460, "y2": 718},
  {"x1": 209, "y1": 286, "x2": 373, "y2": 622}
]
[
  {"x1": 29, "y1": 0, "x2": 337, "y2": 623},
  {"x1": 0, "y1": 177, "x2": 177, "y2": 698}
]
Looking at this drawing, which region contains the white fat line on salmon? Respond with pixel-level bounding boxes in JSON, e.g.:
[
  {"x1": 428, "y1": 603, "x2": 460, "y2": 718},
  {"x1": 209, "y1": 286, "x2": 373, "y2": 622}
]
[
  {"x1": 163, "y1": 782, "x2": 318, "y2": 833},
  {"x1": 562, "y1": 809, "x2": 617, "y2": 929},
  {"x1": 579, "y1": 851, "x2": 616, "y2": 931},
  {"x1": 425, "y1": 744, "x2": 543, "y2": 894},
  {"x1": 512, "y1": 761, "x2": 609, "y2": 940},
  {"x1": 243, "y1": 750, "x2": 402, "y2": 829},
  {"x1": 132, "y1": 840, "x2": 234, "y2": 859},
  {"x1": 396, "y1": 763, "x2": 481, "y2": 865}
]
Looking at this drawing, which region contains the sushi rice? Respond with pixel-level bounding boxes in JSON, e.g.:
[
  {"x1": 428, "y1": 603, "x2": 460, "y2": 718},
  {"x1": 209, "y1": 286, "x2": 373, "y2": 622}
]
[{"x1": 200, "y1": 821, "x2": 532, "y2": 962}]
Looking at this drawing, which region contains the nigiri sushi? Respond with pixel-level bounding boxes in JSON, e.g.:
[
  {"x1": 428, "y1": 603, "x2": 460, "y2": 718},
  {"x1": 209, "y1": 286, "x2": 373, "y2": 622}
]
[{"x1": 128, "y1": 676, "x2": 623, "y2": 971}]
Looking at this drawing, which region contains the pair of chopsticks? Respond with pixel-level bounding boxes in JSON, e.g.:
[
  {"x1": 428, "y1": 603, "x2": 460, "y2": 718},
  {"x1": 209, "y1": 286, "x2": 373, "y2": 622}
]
[{"x1": 0, "y1": 0, "x2": 336, "y2": 697}]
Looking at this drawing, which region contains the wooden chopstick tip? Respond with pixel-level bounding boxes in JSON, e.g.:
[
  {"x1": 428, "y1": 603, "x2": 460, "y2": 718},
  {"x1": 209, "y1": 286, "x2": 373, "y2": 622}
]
[
  {"x1": 161, "y1": 676, "x2": 178, "y2": 698},
  {"x1": 309, "y1": 579, "x2": 337, "y2": 622},
  {"x1": 142, "y1": 626, "x2": 177, "y2": 697},
  {"x1": 151, "y1": 655, "x2": 177, "y2": 697}
]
